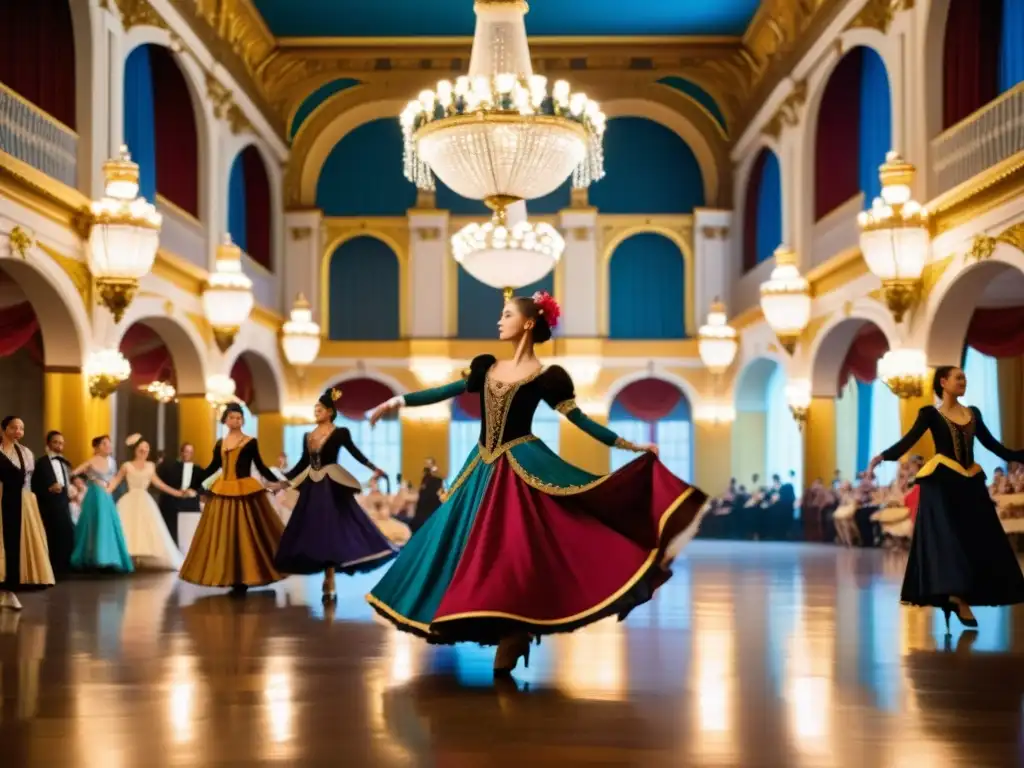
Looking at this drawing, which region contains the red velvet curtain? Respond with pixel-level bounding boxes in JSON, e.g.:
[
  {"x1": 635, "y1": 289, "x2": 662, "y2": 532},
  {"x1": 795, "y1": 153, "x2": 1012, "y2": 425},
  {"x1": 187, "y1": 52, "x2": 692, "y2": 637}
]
[
  {"x1": 942, "y1": 0, "x2": 1002, "y2": 130},
  {"x1": 0, "y1": 0, "x2": 76, "y2": 129},
  {"x1": 613, "y1": 379, "x2": 682, "y2": 421},
  {"x1": 151, "y1": 47, "x2": 199, "y2": 217},
  {"x1": 333, "y1": 377, "x2": 395, "y2": 420},
  {"x1": 230, "y1": 358, "x2": 254, "y2": 406},
  {"x1": 815, "y1": 50, "x2": 862, "y2": 221},
  {"x1": 242, "y1": 146, "x2": 272, "y2": 271},
  {"x1": 119, "y1": 323, "x2": 174, "y2": 387},
  {"x1": 455, "y1": 390, "x2": 481, "y2": 420},
  {"x1": 742, "y1": 152, "x2": 766, "y2": 273},
  {"x1": 0, "y1": 303, "x2": 40, "y2": 357},
  {"x1": 965, "y1": 306, "x2": 1024, "y2": 357},
  {"x1": 837, "y1": 324, "x2": 889, "y2": 390}
]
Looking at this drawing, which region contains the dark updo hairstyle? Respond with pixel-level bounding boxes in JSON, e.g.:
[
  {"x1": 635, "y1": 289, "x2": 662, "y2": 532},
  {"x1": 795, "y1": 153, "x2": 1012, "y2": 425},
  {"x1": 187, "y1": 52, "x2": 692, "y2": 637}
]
[
  {"x1": 317, "y1": 388, "x2": 340, "y2": 421},
  {"x1": 220, "y1": 402, "x2": 245, "y2": 424},
  {"x1": 512, "y1": 296, "x2": 552, "y2": 344},
  {"x1": 1, "y1": 415, "x2": 19, "y2": 432},
  {"x1": 932, "y1": 365, "x2": 957, "y2": 399},
  {"x1": 91, "y1": 434, "x2": 110, "y2": 449}
]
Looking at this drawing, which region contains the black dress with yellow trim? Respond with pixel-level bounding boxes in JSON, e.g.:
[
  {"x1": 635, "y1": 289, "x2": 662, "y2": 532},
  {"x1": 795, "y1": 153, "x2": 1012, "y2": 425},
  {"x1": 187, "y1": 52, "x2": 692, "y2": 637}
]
[
  {"x1": 367, "y1": 354, "x2": 709, "y2": 645},
  {"x1": 179, "y1": 438, "x2": 285, "y2": 588},
  {"x1": 881, "y1": 405, "x2": 1024, "y2": 608}
]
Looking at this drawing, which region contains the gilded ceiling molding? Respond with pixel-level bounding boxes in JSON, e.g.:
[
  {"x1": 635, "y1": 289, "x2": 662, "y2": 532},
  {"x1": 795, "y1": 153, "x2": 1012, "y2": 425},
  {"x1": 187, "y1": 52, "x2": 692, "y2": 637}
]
[
  {"x1": 761, "y1": 78, "x2": 808, "y2": 139},
  {"x1": 966, "y1": 223, "x2": 1024, "y2": 263},
  {"x1": 106, "y1": 0, "x2": 168, "y2": 30},
  {"x1": 845, "y1": 0, "x2": 915, "y2": 34}
]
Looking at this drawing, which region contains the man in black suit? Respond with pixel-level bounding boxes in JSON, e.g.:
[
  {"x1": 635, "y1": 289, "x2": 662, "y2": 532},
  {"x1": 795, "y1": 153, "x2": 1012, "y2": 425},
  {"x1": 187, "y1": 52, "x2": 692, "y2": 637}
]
[
  {"x1": 410, "y1": 457, "x2": 444, "y2": 534},
  {"x1": 30, "y1": 430, "x2": 75, "y2": 576},
  {"x1": 155, "y1": 442, "x2": 201, "y2": 547}
]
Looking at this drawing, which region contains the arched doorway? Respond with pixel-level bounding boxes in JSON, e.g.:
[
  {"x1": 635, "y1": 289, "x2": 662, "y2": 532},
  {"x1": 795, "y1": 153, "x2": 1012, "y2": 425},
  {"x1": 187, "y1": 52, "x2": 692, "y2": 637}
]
[
  {"x1": 0, "y1": 273, "x2": 46, "y2": 454},
  {"x1": 733, "y1": 357, "x2": 803, "y2": 493},
  {"x1": 608, "y1": 378, "x2": 692, "y2": 482},
  {"x1": 811, "y1": 318, "x2": 898, "y2": 486},
  {"x1": 115, "y1": 317, "x2": 206, "y2": 462}
]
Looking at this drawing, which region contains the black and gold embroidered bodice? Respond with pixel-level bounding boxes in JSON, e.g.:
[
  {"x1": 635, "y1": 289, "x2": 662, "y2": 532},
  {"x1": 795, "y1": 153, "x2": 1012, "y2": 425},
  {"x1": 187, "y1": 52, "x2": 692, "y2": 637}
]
[
  {"x1": 285, "y1": 427, "x2": 377, "y2": 480},
  {"x1": 882, "y1": 405, "x2": 1024, "y2": 469},
  {"x1": 402, "y1": 354, "x2": 642, "y2": 457}
]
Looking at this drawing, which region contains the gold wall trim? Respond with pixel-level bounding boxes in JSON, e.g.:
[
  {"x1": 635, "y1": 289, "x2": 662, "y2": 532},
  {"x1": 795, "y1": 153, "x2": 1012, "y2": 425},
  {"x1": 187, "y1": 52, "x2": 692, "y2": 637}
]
[
  {"x1": 928, "y1": 150, "x2": 1024, "y2": 236},
  {"x1": 806, "y1": 247, "x2": 868, "y2": 297},
  {"x1": 155, "y1": 193, "x2": 203, "y2": 229},
  {"x1": 0, "y1": 152, "x2": 91, "y2": 233},
  {"x1": 277, "y1": 34, "x2": 743, "y2": 48},
  {"x1": 152, "y1": 249, "x2": 207, "y2": 295},
  {"x1": 251, "y1": 303, "x2": 285, "y2": 330}
]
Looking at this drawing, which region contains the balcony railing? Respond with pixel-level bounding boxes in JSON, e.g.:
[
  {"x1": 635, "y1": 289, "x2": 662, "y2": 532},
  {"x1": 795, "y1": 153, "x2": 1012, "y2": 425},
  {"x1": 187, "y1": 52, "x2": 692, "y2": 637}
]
[
  {"x1": 932, "y1": 82, "x2": 1024, "y2": 196},
  {"x1": 0, "y1": 82, "x2": 77, "y2": 189}
]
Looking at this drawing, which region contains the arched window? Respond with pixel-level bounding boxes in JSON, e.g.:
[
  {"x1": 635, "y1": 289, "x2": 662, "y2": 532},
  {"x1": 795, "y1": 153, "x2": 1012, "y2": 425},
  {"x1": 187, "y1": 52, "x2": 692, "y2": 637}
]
[
  {"x1": 608, "y1": 233, "x2": 686, "y2": 339},
  {"x1": 609, "y1": 379, "x2": 692, "y2": 481},
  {"x1": 227, "y1": 146, "x2": 272, "y2": 271},
  {"x1": 742, "y1": 149, "x2": 783, "y2": 272},
  {"x1": 123, "y1": 44, "x2": 199, "y2": 216},
  {"x1": 328, "y1": 236, "x2": 400, "y2": 340},
  {"x1": 449, "y1": 395, "x2": 480, "y2": 484},
  {"x1": 765, "y1": 366, "x2": 803, "y2": 491},
  {"x1": 316, "y1": 118, "x2": 416, "y2": 216},
  {"x1": 589, "y1": 118, "x2": 705, "y2": 214},
  {"x1": 814, "y1": 47, "x2": 892, "y2": 220},
  {"x1": 963, "y1": 346, "x2": 1003, "y2": 477}
]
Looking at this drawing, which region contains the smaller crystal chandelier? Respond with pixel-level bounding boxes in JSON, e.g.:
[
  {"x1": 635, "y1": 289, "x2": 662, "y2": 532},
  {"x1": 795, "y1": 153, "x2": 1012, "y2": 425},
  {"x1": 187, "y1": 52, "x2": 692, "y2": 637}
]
[
  {"x1": 84, "y1": 348, "x2": 132, "y2": 399},
  {"x1": 858, "y1": 152, "x2": 930, "y2": 323},
  {"x1": 281, "y1": 293, "x2": 321, "y2": 369},
  {"x1": 785, "y1": 380, "x2": 811, "y2": 429},
  {"x1": 205, "y1": 374, "x2": 237, "y2": 408},
  {"x1": 140, "y1": 380, "x2": 176, "y2": 404},
  {"x1": 87, "y1": 145, "x2": 162, "y2": 322},
  {"x1": 451, "y1": 202, "x2": 565, "y2": 300},
  {"x1": 698, "y1": 299, "x2": 738, "y2": 375},
  {"x1": 878, "y1": 347, "x2": 928, "y2": 399},
  {"x1": 283, "y1": 402, "x2": 313, "y2": 424},
  {"x1": 760, "y1": 246, "x2": 811, "y2": 355},
  {"x1": 203, "y1": 235, "x2": 253, "y2": 352}
]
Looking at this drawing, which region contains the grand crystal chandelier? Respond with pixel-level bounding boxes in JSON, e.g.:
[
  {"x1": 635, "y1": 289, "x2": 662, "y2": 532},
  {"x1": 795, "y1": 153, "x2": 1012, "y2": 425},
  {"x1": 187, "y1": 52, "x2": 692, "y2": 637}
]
[{"x1": 399, "y1": 0, "x2": 606, "y2": 210}]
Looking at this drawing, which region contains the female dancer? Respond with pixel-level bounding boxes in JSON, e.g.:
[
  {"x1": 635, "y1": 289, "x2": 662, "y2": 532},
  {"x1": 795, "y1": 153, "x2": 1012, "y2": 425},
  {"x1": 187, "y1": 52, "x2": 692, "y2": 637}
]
[
  {"x1": 365, "y1": 292, "x2": 708, "y2": 675},
  {"x1": 70, "y1": 435, "x2": 134, "y2": 573},
  {"x1": 179, "y1": 403, "x2": 285, "y2": 594},
  {"x1": 109, "y1": 435, "x2": 190, "y2": 570},
  {"x1": 869, "y1": 365, "x2": 1024, "y2": 632},
  {"x1": 275, "y1": 388, "x2": 396, "y2": 602},
  {"x1": 0, "y1": 416, "x2": 54, "y2": 609}
]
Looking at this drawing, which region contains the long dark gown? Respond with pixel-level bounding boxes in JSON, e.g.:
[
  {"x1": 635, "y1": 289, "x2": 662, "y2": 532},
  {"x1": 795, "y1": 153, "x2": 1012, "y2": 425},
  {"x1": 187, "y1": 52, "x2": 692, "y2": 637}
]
[
  {"x1": 0, "y1": 445, "x2": 54, "y2": 591},
  {"x1": 881, "y1": 405, "x2": 1024, "y2": 607},
  {"x1": 274, "y1": 427, "x2": 397, "y2": 575}
]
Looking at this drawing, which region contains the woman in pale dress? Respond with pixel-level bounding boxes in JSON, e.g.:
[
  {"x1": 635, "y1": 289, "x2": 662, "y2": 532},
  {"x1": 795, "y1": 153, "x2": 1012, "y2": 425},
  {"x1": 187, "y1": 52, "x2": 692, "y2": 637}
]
[
  {"x1": 361, "y1": 476, "x2": 411, "y2": 546},
  {"x1": 108, "y1": 435, "x2": 191, "y2": 570},
  {"x1": 390, "y1": 478, "x2": 418, "y2": 522},
  {"x1": 0, "y1": 415, "x2": 55, "y2": 611}
]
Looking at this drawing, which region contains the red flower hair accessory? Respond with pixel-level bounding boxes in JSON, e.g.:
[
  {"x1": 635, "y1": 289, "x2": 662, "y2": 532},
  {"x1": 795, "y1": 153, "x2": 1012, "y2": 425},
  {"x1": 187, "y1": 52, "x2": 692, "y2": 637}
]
[{"x1": 532, "y1": 290, "x2": 561, "y2": 330}]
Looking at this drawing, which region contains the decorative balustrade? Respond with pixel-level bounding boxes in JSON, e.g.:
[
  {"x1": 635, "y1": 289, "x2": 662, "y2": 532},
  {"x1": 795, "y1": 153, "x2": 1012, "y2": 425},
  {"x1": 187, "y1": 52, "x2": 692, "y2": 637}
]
[
  {"x1": 932, "y1": 83, "x2": 1024, "y2": 196},
  {"x1": 0, "y1": 82, "x2": 78, "y2": 188}
]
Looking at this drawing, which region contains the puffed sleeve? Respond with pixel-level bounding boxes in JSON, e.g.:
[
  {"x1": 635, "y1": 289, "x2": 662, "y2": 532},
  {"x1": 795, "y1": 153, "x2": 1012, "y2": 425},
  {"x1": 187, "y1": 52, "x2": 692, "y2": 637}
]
[
  {"x1": 464, "y1": 354, "x2": 497, "y2": 394},
  {"x1": 541, "y1": 366, "x2": 645, "y2": 452}
]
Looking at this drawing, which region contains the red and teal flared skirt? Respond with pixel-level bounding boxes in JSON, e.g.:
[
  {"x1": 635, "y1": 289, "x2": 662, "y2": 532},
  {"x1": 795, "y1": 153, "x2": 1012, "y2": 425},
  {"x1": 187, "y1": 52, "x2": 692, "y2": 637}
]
[{"x1": 366, "y1": 438, "x2": 708, "y2": 645}]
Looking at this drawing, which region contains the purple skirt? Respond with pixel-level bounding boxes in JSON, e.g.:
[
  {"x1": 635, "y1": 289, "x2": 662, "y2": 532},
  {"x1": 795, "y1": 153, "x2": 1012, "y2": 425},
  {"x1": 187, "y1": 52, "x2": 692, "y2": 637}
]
[{"x1": 274, "y1": 479, "x2": 397, "y2": 575}]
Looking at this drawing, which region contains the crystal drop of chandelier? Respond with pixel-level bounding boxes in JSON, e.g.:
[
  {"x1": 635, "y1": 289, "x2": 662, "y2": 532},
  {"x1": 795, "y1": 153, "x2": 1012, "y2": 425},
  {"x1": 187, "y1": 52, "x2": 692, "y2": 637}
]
[{"x1": 399, "y1": 0, "x2": 606, "y2": 206}]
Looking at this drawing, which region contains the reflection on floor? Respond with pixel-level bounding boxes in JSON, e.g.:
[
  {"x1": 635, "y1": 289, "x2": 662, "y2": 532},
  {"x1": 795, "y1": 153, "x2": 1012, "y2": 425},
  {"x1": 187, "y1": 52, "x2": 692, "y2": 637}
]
[{"x1": 1, "y1": 542, "x2": 1022, "y2": 767}]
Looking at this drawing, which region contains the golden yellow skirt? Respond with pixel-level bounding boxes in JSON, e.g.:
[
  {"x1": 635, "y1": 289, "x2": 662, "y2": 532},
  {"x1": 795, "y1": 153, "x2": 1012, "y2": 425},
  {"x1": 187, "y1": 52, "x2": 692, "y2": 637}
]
[
  {"x1": 179, "y1": 491, "x2": 285, "y2": 587},
  {"x1": 0, "y1": 489, "x2": 55, "y2": 589}
]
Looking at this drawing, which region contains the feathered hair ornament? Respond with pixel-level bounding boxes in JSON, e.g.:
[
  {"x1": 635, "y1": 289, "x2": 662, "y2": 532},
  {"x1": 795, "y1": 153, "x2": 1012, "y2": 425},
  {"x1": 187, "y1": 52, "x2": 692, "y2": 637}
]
[
  {"x1": 125, "y1": 433, "x2": 143, "y2": 448},
  {"x1": 532, "y1": 290, "x2": 561, "y2": 330}
]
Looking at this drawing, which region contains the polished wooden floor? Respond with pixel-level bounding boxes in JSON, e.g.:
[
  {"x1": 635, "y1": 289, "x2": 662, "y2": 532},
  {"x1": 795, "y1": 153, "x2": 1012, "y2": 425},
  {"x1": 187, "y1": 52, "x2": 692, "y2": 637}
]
[{"x1": 2, "y1": 542, "x2": 1022, "y2": 767}]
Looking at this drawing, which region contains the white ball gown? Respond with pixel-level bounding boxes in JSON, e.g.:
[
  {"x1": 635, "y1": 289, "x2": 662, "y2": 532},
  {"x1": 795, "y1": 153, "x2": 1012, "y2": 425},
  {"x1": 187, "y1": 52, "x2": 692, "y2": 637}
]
[{"x1": 116, "y1": 462, "x2": 184, "y2": 570}]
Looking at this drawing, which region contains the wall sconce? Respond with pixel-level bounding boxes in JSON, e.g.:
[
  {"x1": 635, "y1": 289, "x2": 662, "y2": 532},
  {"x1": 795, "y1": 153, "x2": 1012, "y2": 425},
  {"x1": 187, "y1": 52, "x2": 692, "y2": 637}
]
[
  {"x1": 84, "y1": 348, "x2": 131, "y2": 399},
  {"x1": 205, "y1": 373, "x2": 237, "y2": 409},
  {"x1": 410, "y1": 358, "x2": 455, "y2": 387},
  {"x1": 785, "y1": 380, "x2": 811, "y2": 429},
  {"x1": 283, "y1": 403, "x2": 313, "y2": 424},
  {"x1": 694, "y1": 403, "x2": 737, "y2": 424}
]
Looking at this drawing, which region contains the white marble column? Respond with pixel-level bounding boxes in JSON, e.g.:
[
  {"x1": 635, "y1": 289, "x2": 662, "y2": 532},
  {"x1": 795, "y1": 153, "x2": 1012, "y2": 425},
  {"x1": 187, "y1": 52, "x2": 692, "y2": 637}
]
[
  {"x1": 407, "y1": 209, "x2": 451, "y2": 337},
  {"x1": 692, "y1": 209, "x2": 734, "y2": 324},
  {"x1": 283, "y1": 209, "x2": 323, "y2": 320},
  {"x1": 557, "y1": 207, "x2": 599, "y2": 337}
]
